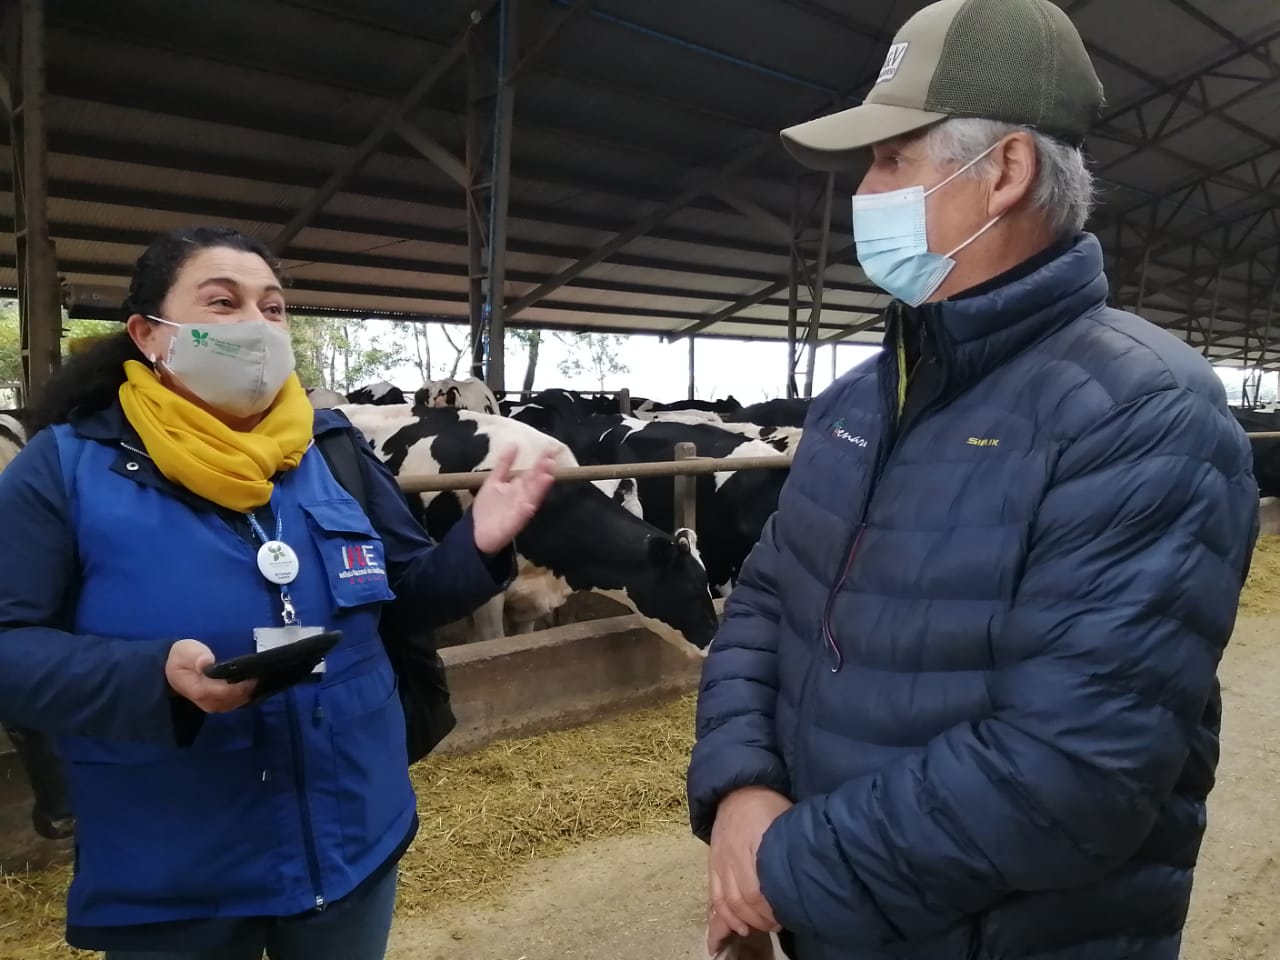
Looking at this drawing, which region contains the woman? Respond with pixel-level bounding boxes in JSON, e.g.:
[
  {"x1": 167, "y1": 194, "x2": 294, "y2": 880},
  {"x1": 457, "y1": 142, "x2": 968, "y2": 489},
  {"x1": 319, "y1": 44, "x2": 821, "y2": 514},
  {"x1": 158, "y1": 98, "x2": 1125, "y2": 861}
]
[{"x1": 0, "y1": 226, "x2": 556, "y2": 959}]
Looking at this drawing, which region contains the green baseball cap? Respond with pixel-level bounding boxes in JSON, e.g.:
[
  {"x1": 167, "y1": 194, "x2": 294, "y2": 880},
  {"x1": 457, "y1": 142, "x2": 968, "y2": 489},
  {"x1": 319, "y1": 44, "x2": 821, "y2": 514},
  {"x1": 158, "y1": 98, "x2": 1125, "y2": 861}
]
[{"x1": 780, "y1": 0, "x2": 1104, "y2": 170}]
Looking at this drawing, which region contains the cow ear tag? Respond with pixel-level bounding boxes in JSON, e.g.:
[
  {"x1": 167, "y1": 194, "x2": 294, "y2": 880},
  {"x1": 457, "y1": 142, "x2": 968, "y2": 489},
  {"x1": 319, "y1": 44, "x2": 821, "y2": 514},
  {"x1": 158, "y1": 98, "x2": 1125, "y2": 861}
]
[{"x1": 257, "y1": 540, "x2": 300, "y2": 585}]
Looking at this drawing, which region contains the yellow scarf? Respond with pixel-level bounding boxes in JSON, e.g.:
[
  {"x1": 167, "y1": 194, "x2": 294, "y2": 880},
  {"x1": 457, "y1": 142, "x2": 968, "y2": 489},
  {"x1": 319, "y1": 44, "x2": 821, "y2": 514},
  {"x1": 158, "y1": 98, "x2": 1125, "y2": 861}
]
[{"x1": 118, "y1": 360, "x2": 315, "y2": 512}]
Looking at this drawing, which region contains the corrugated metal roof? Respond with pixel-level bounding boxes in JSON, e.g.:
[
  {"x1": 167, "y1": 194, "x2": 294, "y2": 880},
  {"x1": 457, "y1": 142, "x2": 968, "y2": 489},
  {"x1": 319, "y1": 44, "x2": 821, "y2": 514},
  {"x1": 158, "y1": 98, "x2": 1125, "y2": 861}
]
[{"x1": 0, "y1": 0, "x2": 1274, "y2": 363}]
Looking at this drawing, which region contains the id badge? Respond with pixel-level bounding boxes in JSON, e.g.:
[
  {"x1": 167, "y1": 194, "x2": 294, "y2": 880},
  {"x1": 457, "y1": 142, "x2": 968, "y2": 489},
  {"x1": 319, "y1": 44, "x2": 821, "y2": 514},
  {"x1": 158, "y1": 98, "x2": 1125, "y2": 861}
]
[{"x1": 253, "y1": 624, "x2": 328, "y2": 675}]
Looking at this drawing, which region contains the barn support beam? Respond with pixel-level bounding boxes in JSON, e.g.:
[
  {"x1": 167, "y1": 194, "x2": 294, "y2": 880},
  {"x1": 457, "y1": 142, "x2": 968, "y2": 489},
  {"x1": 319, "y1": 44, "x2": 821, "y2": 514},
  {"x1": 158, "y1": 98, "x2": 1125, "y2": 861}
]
[
  {"x1": 786, "y1": 176, "x2": 800, "y2": 398},
  {"x1": 503, "y1": 143, "x2": 769, "y2": 320},
  {"x1": 1218, "y1": 263, "x2": 1280, "y2": 365},
  {"x1": 494, "y1": 23, "x2": 891, "y2": 328},
  {"x1": 1203, "y1": 268, "x2": 1222, "y2": 359},
  {"x1": 468, "y1": 0, "x2": 589, "y2": 390},
  {"x1": 687, "y1": 335, "x2": 696, "y2": 401},
  {"x1": 466, "y1": 25, "x2": 487, "y2": 380},
  {"x1": 271, "y1": 7, "x2": 487, "y2": 253},
  {"x1": 672, "y1": 240, "x2": 856, "y2": 345},
  {"x1": 394, "y1": 120, "x2": 466, "y2": 187},
  {"x1": 802, "y1": 172, "x2": 835, "y2": 398},
  {"x1": 465, "y1": 1, "x2": 518, "y2": 385},
  {"x1": 776, "y1": 171, "x2": 844, "y2": 391},
  {"x1": 483, "y1": 0, "x2": 516, "y2": 393},
  {"x1": 819, "y1": 311, "x2": 883, "y2": 344},
  {"x1": 5, "y1": 0, "x2": 61, "y2": 401},
  {"x1": 711, "y1": 184, "x2": 794, "y2": 243},
  {"x1": 1135, "y1": 246, "x2": 1150, "y2": 315}
]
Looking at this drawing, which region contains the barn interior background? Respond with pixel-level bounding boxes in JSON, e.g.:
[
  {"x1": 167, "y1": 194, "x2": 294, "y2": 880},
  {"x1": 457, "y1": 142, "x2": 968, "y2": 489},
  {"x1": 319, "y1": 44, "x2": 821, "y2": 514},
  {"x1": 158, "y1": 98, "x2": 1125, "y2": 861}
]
[{"x1": 0, "y1": 0, "x2": 1278, "y2": 957}]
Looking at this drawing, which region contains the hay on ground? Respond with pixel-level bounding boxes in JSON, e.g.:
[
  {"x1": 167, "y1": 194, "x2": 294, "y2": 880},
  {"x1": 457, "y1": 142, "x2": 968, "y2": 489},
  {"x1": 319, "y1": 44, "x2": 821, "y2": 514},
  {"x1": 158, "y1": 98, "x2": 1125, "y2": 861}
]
[
  {"x1": 1239, "y1": 535, "x2": 1280, "y2": 616},
  {"x1": 0, "y1": 695, "x2": 698, "y2": 959}
]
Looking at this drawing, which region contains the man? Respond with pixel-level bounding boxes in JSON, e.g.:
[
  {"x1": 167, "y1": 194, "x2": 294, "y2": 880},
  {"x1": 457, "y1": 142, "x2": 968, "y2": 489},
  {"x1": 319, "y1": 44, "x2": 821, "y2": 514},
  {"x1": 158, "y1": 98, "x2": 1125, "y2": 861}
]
[{"x1": 686, "y1": 1, "x2": 1260, "y2": 959}]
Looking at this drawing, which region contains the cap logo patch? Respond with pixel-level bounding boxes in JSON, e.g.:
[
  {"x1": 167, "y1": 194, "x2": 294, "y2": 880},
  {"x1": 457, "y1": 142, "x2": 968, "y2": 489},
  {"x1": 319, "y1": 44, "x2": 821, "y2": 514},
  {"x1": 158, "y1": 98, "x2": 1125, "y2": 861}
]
[{"x1": 877, "y1": 42, "x2": 909, "y2": 84}]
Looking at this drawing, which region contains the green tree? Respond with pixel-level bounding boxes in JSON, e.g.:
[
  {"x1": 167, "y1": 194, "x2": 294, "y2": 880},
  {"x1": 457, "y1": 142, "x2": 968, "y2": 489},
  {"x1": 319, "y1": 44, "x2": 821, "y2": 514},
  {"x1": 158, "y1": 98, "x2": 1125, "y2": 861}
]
[
  {"x1": 0, "y1": 298, "x2": 128, "y2": 404},
  {"x1": 288, "y1": 315, "x2": 403, "y2": 392},
  {"x1": 508, "y1": 328, "x2": 541, "y2": 396},
  {"x1": 555, "y1": 332, "x2": 630, "y2": 391}
]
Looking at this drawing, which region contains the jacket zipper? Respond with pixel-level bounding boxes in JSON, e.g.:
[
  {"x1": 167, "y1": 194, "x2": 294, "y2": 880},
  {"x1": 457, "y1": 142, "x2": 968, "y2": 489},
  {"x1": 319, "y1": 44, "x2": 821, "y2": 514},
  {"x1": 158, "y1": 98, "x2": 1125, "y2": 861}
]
[
  {"x1": 820, "y1": 525, "x2": 864, "y2": 672},
  {"x1": 792, "y1": 304, "x2": 935, "y2": 789},
  {"x1": 818, "y1": 304, "x2": 945, "y2": 673},
  {"x1": 287, "y1": 688, "x2": 326, "y2": 911},
  {"x1": 121, "y1": 440, "x2": 327, "y2": 909},
  {"x1": 816, "y1": 307, "x2": 904, "y2": 672}
]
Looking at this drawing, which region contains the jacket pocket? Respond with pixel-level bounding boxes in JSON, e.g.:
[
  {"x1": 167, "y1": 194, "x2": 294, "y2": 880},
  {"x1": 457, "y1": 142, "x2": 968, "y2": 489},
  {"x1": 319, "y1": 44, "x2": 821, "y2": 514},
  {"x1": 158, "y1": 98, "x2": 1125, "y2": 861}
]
[
  {"x1": 325, "y1": 660, "x2": 414, "y2": 860},
  {"x1": 57, "y1": 709, "x2": 255, "y2": 764},
  {"x1": 300, "y1": 499, "x2": 397, "y2": 610},
  {"x1": 62, "y1": 737, "x2": 277, "y2": 920}
]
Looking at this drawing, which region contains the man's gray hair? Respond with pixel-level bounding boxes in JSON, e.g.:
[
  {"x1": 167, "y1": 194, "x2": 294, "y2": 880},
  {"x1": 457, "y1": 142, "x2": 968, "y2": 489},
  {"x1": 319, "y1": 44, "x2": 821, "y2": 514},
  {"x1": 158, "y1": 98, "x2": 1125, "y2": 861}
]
[{"x1": 923, "y1": 118, "x2": 1096, "y2": 236}]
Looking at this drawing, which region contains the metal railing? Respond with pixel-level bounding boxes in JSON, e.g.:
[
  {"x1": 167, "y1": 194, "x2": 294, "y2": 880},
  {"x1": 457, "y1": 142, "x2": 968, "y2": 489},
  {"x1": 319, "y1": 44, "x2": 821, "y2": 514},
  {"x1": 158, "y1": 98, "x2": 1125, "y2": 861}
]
[{"x1": 394, "y1": 448, "x2": 793, "y2": 494}]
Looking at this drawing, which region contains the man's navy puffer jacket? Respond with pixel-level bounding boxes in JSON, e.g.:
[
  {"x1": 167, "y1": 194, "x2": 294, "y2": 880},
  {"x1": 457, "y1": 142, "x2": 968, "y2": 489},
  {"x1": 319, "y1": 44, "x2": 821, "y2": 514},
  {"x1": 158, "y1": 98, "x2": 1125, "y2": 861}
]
[{"x1": 686, "y1": 233, "x2": 1259, "y2": 960}]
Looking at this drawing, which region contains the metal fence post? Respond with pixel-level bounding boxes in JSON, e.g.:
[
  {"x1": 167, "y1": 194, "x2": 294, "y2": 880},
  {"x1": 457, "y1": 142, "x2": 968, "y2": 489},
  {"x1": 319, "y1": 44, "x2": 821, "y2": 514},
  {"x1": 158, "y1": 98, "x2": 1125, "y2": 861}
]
[{"x1": 674, "y1": 441, "x2": 697, "y2": 533}]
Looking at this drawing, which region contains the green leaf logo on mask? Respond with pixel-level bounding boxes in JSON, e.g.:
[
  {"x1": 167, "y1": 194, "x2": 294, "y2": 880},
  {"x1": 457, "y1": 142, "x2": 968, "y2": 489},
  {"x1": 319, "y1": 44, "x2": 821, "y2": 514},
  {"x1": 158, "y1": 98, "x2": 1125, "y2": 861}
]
[{"x1": 190, "y1": 329, "x2": 210, "y2": 347}]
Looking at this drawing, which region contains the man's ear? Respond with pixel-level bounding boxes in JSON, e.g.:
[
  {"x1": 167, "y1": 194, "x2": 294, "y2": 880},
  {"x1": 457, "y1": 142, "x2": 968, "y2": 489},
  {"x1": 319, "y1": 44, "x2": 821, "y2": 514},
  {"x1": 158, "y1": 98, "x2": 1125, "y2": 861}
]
[{"x1": 987, "y1": 132, "x2": 1038, "y2": 220}]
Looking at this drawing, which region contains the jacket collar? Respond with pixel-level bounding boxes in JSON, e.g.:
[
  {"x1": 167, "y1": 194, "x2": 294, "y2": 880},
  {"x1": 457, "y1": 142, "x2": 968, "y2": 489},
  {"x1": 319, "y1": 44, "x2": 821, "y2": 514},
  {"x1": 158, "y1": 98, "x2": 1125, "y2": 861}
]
[{"x1": 884, "y1": 232, "x2": 1110, "y2": 394}]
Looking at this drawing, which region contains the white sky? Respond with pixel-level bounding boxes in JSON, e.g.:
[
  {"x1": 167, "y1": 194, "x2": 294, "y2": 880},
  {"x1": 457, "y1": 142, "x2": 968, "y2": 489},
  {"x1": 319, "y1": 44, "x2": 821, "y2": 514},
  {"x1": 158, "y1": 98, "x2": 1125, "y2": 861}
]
[
  {"x1": 357, "y1": 317, "x2": 1275, "y2": 406},
  {"x1": 366, "y1": 318, "x2": 881, "y2": 401}
]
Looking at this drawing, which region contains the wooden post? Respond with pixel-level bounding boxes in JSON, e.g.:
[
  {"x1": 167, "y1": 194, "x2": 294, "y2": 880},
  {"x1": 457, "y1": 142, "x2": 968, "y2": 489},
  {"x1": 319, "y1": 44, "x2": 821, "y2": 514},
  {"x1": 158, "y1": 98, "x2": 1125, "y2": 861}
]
[
  {"x1": 619, "y1": 387, "x2": 632, "y2": 416},
  {"x1": 674, "y1": 442, "x2": 697, "y2": 533}
]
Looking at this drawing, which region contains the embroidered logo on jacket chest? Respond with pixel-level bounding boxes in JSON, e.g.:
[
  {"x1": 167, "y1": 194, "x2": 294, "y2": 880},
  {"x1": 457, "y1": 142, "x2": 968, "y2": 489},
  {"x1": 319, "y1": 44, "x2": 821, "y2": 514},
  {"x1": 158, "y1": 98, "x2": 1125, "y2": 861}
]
[{"x1": 830, "y1": 418, "x2": 868, "y2": 448}]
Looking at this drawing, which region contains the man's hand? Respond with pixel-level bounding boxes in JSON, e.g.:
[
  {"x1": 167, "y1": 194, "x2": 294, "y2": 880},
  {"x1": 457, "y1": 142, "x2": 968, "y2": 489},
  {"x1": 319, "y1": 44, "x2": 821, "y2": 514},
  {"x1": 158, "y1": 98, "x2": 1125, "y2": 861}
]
[
  {"x1": 708, "y1": 786, "x2": 794, "y2": 939},
  {"x1": 165, "y1": 639, "x2": 257, "y2": 713},
  {"x1": 706, "y1": 902, "x2": 736, "y2": 957}
]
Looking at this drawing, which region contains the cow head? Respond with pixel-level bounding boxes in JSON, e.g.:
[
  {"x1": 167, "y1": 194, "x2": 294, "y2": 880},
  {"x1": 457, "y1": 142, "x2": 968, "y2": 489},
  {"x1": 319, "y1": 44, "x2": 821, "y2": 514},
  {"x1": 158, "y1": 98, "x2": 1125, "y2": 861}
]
[{"x1": 627, "y1": 527, "x2": 718, "y2": 650}]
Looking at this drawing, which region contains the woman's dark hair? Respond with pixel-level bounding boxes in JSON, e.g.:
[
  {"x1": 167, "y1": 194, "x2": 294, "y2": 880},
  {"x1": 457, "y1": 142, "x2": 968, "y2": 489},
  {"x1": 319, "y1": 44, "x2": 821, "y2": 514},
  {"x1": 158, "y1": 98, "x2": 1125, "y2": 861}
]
[{"x1": 25, "y1": 227, "x2": 280, "y2": 434}]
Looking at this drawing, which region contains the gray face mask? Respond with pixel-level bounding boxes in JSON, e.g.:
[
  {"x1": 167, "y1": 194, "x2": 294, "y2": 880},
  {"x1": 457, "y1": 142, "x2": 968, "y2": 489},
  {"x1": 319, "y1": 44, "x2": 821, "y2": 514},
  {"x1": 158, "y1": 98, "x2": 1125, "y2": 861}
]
[{"x1": 147, "y1": 316, "x2": 296, "y2": 418}]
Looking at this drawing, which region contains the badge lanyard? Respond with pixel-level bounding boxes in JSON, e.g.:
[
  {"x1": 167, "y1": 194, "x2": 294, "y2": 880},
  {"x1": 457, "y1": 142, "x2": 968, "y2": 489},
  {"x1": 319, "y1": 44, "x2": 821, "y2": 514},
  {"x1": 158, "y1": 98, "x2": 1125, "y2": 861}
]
[{"x1": 246, "y1": 507, "x2": 301, "y2": 626}]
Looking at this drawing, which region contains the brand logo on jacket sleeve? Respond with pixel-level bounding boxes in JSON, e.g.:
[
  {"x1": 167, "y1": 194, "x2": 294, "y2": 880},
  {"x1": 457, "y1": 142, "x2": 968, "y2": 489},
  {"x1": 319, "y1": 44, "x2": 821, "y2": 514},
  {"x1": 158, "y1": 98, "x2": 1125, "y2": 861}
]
[{"x1": 340, "y1": 544, "x2": 386, "y2": 582}]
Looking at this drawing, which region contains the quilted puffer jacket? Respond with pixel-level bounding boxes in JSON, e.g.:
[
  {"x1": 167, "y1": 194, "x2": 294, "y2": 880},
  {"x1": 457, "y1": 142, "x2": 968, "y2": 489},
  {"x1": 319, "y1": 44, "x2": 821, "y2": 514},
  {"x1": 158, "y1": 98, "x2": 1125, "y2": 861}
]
[{"x1": 687, "y1": 233, "x2": 1259, "y2": 960}]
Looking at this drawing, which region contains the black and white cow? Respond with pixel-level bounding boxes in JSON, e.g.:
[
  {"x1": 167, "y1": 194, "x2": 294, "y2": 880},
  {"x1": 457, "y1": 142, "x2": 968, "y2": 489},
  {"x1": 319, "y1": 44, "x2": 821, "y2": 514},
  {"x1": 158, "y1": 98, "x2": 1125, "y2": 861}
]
[
  {"x1": 345, "y1": 380, "x2": 407, "y2": 406},
  {"x1": 417, "y1": 377, "x2": 499, "y2": 415},
  {"x1": 539, "y1": 415, "x2": 792, "y2": 596},
  {"x1": 501, "y1": 388, "x2": 631, "y2": 421},
  {"x1": 710, "y1": 421, "x2": 804, "y2": 456},
  {"x1": 0, "y1": 415, "x2": 75, "y2": 842},
  {"x1": 636, "y1": 408, "x2": 726, "y2": 425},
  {"x1": 305, "y1": 387, "x2": 347, "y2": 409},
  {"x1": 336, "y1": 405, "x2": 719, "y2": 651},
  {"x1": 342, "y1": 401, "x2": 643, "y2": 519},
  {"x1": 723, "y1": 397, "x2": 811, "y2": 428},
  {"x1": 1231, "y1": 407, "x2": 1280, "y2": 499},
  {"x1": 635, "y1": 396, "x2": 742, "y2": 416},
  {"x1": 306, "y1": 382, "x2": 408, "y2": 409}
]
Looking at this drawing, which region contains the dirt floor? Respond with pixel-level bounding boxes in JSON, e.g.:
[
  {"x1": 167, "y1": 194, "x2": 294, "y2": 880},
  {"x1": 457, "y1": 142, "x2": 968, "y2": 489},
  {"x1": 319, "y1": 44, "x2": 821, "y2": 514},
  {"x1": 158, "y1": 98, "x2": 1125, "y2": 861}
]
[
  {"x1": 1, "y1": 612, "x2": 1277, "y2": 959},
  {"x1": 389, "y1": 614, "x2": 1280, "y2": 960}
]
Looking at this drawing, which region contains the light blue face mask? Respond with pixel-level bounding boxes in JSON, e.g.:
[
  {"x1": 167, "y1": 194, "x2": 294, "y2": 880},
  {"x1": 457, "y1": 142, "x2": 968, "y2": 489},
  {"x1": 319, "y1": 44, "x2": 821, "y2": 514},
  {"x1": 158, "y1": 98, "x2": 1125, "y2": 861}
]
[{"x1": 852, "y1": 141, "x2": 1004, "y2": 307}]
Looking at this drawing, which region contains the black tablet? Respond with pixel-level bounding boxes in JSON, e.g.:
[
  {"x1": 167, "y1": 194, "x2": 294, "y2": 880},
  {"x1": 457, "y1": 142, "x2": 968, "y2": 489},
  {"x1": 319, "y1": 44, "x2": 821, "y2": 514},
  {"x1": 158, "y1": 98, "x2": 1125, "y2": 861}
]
[{"x1": 202, "y1": 630, "x2": 341, "y2": 683}]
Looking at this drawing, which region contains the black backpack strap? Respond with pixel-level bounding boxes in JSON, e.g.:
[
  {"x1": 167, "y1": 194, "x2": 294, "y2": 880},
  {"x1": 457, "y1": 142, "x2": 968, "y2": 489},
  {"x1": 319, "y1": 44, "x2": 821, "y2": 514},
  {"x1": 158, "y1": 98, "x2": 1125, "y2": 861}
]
[
  {"x1": 315, "y1": 429, "x2": 369, "y2": 512},
  {"x1": 314, "y1": 425, "x2": 457, "y2": 765}
]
